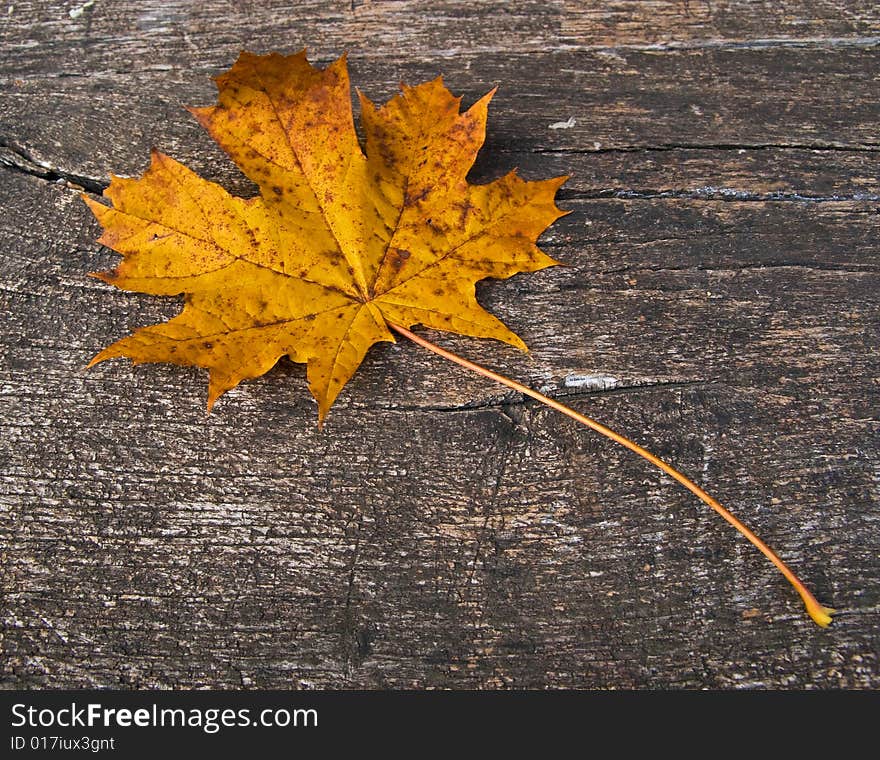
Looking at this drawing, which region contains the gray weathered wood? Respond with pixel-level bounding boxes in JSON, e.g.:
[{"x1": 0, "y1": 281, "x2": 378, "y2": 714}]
[{"x1": 1, "y1": 0, "x2": 877, "y2": 689}]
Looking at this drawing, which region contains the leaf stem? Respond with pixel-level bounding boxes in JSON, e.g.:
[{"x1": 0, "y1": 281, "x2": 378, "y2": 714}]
[{"x1": 388, "y1": 321, "x2": 834, "y2": 627}]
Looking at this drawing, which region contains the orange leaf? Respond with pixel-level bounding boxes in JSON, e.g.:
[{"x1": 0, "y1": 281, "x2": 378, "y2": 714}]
[
  {"x1": 85, "y1": 50, "x2": 567, "y2": 421},
  {"x1": 83, "y1": 51, "x2": 834, "y2": 627}
]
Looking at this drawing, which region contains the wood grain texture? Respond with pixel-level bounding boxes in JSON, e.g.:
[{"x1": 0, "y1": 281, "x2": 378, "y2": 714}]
[{"x1": 1, "y1": 1, "x2": 878, "y2": 689}]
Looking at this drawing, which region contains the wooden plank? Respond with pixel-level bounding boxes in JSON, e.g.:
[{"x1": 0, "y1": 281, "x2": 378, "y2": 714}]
[
  {"x1": 3, "y1": 45, "x2": 878, "y2": 194},
  {"x1": 1, "y1": 165, "x2": 876, "y2": 687},
  {"x1": 1, "y1": 0, "x2": 877, "y2": 690},
  {"x1": 2, "y1": 0, "x2": 878, "y2": 75}
]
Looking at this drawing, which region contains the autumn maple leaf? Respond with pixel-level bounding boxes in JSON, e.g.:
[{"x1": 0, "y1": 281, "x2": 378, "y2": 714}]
[
  {"x1": 84, "y1": 50, "x2": 566, "y2": 422},
  {"x1": 84, "y1": 50, "x2": 834, "y2": 628}
]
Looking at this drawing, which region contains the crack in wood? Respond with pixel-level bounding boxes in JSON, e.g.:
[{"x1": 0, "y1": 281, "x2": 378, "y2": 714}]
[
  {"x1": 384, "y1": 379, "x2": 712, "y2": 415},
  {"x1": 586, "y1": 35, "x2": 880, "y2": 53},
  {"x1": 535, "y1": 142, "x2": 880, "y2": 156},
  {"x1": 558, "y1": 187, "x2": 880, "y2": 204},
  {"x1": 600, "y1": 262, "x2": 878, "y2": 275},
  {"x1": 0, "y1": 140, "x2": 108, "y2": 195}
]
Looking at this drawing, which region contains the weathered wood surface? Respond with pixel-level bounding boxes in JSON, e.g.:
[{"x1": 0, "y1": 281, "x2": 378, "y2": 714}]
[{"x1": 1, "y1": 1, "x2": 877, "y2": 689}]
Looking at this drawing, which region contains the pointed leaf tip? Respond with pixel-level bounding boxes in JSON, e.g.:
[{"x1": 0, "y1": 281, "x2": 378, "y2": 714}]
[{"x1": 86, "y1": 346, "x2": 113, "y2": 369}]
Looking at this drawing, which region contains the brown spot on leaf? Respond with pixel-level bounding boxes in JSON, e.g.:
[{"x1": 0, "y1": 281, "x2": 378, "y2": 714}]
[
  {"x1": 404, "y1": 187, "x2": 430, "y2": 208},
  {"x1": 387, "y1": 248, "x2": 411, "y2": 272},
  {"x1": 455, "y1": 199, "x2": 474, "y2": 226}
]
